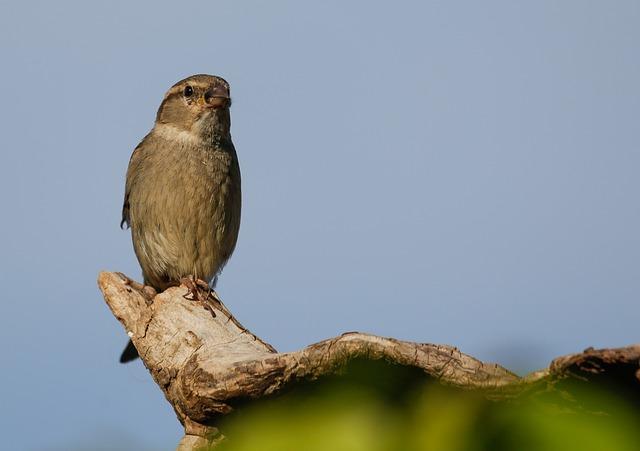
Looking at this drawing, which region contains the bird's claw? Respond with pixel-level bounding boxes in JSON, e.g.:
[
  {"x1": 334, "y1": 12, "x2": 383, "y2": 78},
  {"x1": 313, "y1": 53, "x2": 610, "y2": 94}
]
[{"x1": 180, "y1": 275, "x2": 217, "y2": 317}]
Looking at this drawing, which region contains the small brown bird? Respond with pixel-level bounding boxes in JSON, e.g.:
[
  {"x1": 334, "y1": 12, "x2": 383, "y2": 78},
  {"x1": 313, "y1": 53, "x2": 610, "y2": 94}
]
[{"x1": 119, "y1": 74, "x2": 241, "y2": 362}]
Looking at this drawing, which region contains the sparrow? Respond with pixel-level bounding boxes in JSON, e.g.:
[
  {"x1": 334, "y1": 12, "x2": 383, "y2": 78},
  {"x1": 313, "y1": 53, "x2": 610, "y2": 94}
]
[{"x1": 119, "y1": 74, "x2": 241, "y2": 362}]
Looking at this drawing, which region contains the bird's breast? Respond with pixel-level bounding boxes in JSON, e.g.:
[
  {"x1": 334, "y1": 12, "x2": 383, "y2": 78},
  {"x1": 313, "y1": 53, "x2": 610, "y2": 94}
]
[{"x1": 131, "y1": 137, "x2": 241, "y2": 286}]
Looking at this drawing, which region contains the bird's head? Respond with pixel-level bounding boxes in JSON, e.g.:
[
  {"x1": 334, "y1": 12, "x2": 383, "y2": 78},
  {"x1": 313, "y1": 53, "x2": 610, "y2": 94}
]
[{"x1": 155, "y1": 74, "x2": 232, "y2": 141}]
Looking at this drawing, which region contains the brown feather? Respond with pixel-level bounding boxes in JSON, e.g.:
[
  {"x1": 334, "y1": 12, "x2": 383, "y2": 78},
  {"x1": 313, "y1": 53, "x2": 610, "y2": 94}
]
[{"x1": 122, "y1": 74, "x2": 240, "y2": 291}]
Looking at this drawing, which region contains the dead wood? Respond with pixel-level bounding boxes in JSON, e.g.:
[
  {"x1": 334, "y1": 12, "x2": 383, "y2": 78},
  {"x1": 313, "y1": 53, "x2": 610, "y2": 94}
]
[{"x1": 97, "y1": 271, "x2": 640, "y2": 450}]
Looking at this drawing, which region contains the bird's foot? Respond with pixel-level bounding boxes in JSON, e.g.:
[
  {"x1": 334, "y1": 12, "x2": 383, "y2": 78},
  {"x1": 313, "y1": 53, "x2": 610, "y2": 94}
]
[
  {"x1": 180, "y1": 275, "x2": 211, "y2": 301},
  {"x1": 180, "y1": 275, "x2": 217, "y2": 317}
]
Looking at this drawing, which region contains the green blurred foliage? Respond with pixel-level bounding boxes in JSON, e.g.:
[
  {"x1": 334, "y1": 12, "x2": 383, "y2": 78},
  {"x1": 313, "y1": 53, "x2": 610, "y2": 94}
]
[{"x1": 211, "y1": 361, "x2": 640, "y2": 451}]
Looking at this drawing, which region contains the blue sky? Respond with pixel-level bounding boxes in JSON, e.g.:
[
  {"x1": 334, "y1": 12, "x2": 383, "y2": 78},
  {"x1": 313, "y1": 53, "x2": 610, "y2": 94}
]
[{"x1": 1, "y1": 1, "x2": 639, "y2": 449}]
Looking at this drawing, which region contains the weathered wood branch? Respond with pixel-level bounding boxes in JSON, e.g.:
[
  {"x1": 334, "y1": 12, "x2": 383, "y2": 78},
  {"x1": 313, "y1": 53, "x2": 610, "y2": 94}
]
[{"x1": 98, "y1": 271, "x2": 640, "y2": 450}]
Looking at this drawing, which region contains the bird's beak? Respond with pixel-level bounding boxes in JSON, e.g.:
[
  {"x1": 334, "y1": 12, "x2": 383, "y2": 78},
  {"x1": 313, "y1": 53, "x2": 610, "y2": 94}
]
[{"x1": 204, "y1": 85, "x2": 231, "y2": 109}]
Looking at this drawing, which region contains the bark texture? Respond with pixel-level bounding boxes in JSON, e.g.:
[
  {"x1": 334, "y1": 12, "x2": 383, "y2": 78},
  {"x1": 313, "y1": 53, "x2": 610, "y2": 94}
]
[{"x1": 98, "y1": 271, "x2": 640, "y2": 449}]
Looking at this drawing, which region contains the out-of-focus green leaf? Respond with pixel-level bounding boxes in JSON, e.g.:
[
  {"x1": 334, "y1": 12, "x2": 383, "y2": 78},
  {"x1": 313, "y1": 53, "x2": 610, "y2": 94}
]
[{"x1": 211, "y1": 362, "x2": 640, "y2": 451}]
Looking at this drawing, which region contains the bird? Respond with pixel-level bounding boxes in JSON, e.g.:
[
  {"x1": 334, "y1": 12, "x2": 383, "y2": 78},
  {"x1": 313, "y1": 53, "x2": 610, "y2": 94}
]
[{"x1": 119, "y1": 74, "x2": 241, "y2": 363}]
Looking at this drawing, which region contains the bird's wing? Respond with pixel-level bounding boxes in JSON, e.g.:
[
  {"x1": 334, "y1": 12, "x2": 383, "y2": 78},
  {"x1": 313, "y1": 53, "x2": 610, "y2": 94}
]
[{"x1": 121, "y1": 134, "x2": 151, "y2": 229}]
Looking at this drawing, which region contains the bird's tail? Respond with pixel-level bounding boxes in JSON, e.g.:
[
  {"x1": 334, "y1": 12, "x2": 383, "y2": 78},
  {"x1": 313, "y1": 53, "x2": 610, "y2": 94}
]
[{"x1": 120, "y1": 339, "x2": 139, "y2": 363}]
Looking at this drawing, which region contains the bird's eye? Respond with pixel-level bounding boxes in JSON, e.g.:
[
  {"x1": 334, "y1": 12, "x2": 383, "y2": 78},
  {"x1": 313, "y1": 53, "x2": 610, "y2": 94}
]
[{"x1": 183, "y1": 86, "x2": 194, "y2": 97}]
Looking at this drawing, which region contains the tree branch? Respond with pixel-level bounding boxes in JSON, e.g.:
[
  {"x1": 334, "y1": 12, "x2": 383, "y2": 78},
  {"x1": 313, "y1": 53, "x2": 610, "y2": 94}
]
[{"x1": 98, "y1": 271, "x2": 640, "y2": 449}]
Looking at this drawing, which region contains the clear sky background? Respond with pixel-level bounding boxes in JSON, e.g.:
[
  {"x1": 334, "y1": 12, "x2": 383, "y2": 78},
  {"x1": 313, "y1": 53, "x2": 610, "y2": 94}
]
[{"x1": 1, "y1": 1, "x2": 638, "y2": 449}]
